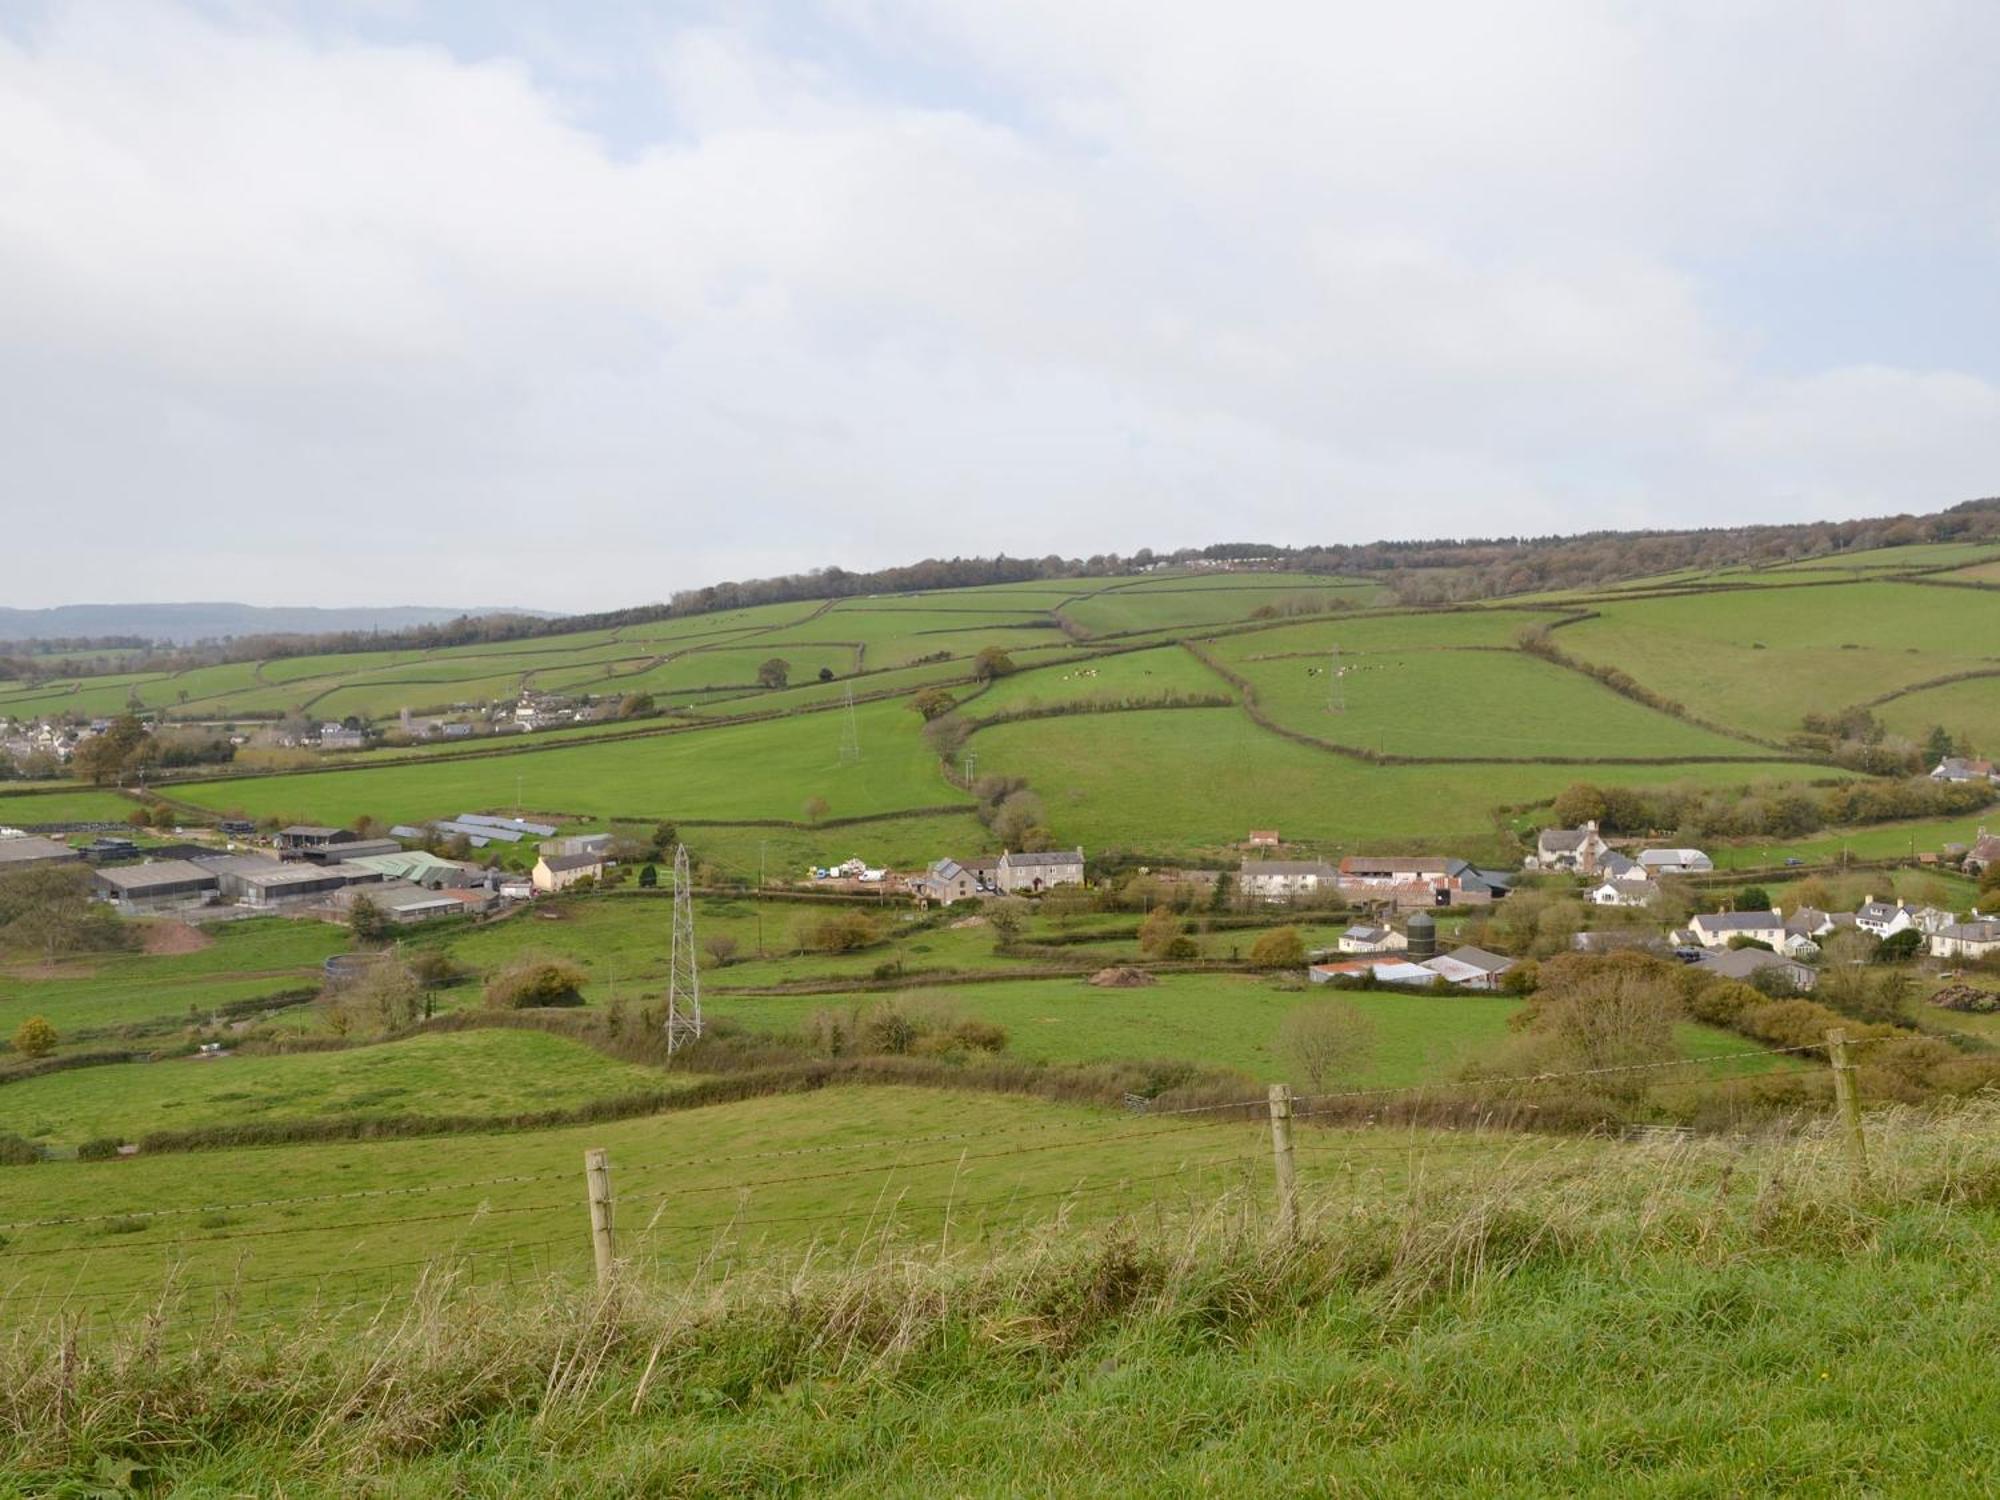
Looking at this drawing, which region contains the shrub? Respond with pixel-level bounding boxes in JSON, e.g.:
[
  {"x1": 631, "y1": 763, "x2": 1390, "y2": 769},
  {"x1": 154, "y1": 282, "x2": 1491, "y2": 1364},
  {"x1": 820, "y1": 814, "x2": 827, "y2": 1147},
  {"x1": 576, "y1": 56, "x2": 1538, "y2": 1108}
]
[
  {"x1": 1248, "y1": 927, "x2": 1306, "y2": 970},
  {"x1": 797, "y1": 909, "x2": 885, "y2": 955},
  {"x1": 76, "y1": 1137, "x2": 123, "y2": 1161},
  {"x1": 10, "y1": 1016, "x2": 57, "y2": 1059},
  {"x1": 1278, "y1": 999, "x2": 1376, "y2": 1093},
  {"x1": 0, "y1": 1133, "x2": 40, "y2": 1166},
  {"x1": 483, "y1": 955, "x2": 590, "y2": 1009},
  {"x1": 1164, "y1": 935, "x2": 1201, "y2": 961}
]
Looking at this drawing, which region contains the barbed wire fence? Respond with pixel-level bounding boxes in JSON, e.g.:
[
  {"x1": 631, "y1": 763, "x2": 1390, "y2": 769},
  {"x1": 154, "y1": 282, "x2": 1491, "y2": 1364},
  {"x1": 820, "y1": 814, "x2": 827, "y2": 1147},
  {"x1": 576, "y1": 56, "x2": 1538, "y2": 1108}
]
[{"x1": 0, "y1": 1028, "x2": 1884, "y2": 1330}]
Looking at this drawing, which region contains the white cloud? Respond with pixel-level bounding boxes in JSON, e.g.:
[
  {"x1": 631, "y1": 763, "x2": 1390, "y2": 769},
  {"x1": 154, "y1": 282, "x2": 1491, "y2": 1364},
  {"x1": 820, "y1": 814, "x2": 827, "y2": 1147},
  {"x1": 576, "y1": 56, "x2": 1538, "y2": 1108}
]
[{"x1": 0, "y1": 1, "x2": 1996, "y2": 609}]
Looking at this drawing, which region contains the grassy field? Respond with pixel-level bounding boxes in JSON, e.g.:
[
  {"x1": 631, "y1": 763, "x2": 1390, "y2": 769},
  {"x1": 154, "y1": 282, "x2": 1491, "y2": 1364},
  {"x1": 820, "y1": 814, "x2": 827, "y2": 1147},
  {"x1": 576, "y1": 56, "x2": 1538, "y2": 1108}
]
[
  {"x1": 7, "y1": 1103, "x2": 1995, "y2": 1492},
  {"x1": 1703, "y1": 813, "x2": 1997, "y2": 869},
  {"x1": 0, "y1": 1087, "x2": 1308, "y2": 1326},
  {"x1": 1, "y1": 917, "x2": 346, "y2": 1034},
  {"x1": 1222, "y1": 645, "x2": 1765, "y2": 759},
  {"x1": 171, "y1": 695, "x2": 962, "y2": 827},
  {"x1": 1871, "y1": 671, "x2": 2000, "y2": 752},
  {"x1": 972, "y1": 706, "x2": 1834, "y2": 856},
  {"x1": 1059, "y1": 576, "x2": 1379, "y2": 636},
  {"x1": 0, "y1": 787, "x2": 141, "y2": 825},
  {"x1": 0, "y1": 1029, "x2": 671, "y2": 1150},
  {"x1": 1557, "y1": 581, "x2": 2000, "y2": 740}
]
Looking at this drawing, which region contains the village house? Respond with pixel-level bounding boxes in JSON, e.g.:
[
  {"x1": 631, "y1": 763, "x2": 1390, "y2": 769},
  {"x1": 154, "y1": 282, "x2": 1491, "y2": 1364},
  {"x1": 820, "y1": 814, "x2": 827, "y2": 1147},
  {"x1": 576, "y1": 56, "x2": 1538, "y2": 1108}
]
[
  {"x1": 1852, "y1": 897, "x2": 1953, "y2": 941},
  {"x1": 1930, "y1": 919, "x2": 2000, "y2": 962},
  {"x1": 542, "y1": 833, "x2": 615, "y2": 860},
  {"x1": 1687, "y1": 908, "x2": 1788, "y2": 950},
  {"x1": 1785, "y1": 907, "x2": 1840, "y2": 941},
  {"x1": 1244, "y1": 829, "x2": 1281, "y2": 849},
  {"x1": 1931, "y1": 756, "x2": 1998, "y2": 785},
  {"x1": 1586, "y1": 877, "x2": 1656, "y2": 907},
  {"x1": 912, "y1": 858, "x2": 980, "y2": 906},
  {"x1": 1781, "y1": 932, "x2": 1822, "y2": 961},
  {"x1": 1239, "y1": 859, "x2": 1338, "y2": 902},
  {"x1": 318, "y1": 724, "x2": 368, "y2": 751},
  {"x1": 1696, "y1": 947, "x2": 1818, "y2": 991},
  {"x1": 1529, "y1": 820, "x2": 1611, "y2": 874},
  {"x1": 531, "y1": 850, "x2": 604, "y2": 894},
  {"x1": 1965, "y1": 830, "x2": 2000, "y2": 877},
  {"x1": 1637, "y1": 847, "x2": 1713, "y2": 875},
  {"x1": 995, "y1": 848, "x2": 1086, "y2": 895},
  {"x1": 1337, "y1": 922, "x2": 1406, "y2": 955}
]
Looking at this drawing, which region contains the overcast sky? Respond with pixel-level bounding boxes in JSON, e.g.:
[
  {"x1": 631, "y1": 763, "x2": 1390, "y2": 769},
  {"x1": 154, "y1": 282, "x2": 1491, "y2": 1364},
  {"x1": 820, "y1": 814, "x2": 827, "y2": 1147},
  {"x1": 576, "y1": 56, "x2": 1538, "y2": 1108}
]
[{"x1": 4, "y1": 1, "x2": 1998, "y2": 612}]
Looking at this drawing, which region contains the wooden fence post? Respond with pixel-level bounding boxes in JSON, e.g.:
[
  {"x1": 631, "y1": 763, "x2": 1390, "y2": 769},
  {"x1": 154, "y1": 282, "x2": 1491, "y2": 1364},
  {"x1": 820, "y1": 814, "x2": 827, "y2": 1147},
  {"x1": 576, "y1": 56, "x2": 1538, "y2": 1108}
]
[
  {"x1": 1825, "y1": 1029, "x2": 1868, "y2": 1180},
  {"x1": 584, "y1": 1147, "x2": 616, "y2": 1287},
  {"x1": 1268, "y1": 1083, "x2": 1298, "y2": 1238}
]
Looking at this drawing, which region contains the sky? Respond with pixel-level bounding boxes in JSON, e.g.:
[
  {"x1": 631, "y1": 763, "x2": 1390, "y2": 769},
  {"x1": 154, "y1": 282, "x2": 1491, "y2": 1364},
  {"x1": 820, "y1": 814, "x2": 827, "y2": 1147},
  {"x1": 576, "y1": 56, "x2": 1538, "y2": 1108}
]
[{"x1": 3, "y1": 0, "x2": 1998, "y2": 613}]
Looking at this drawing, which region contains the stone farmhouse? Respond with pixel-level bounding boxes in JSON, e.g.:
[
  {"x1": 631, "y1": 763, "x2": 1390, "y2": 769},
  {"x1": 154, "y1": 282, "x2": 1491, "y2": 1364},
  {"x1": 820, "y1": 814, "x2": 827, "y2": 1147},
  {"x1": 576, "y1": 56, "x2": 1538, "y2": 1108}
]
[
  {"x1": 1529, "y1": 821, "x2": 1611, "y2": 874},
  {"x1": 995, "y1": 849, "x2": 1085, "y2": 894}
]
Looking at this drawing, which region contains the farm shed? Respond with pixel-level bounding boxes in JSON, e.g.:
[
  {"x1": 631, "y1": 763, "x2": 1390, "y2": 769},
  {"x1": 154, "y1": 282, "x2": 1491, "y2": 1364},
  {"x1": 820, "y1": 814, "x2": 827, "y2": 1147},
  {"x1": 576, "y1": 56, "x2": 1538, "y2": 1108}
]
[
  {"x1": 0, "y1": 834, "x2": 81, "y2": 870},
  {"x1": 91, "y1": 859, "x2": 219, "y2": 914}
]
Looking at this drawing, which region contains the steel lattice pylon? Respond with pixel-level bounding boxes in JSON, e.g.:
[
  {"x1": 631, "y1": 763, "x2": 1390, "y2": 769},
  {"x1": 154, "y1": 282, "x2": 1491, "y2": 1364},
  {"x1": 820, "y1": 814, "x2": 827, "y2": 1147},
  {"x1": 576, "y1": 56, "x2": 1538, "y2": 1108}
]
[
  {"x1": 665, "y1": 843, "x2": 703, "y2": 1054},
  {"x1": 838, "y1": 685, "x2": 862, "y2": 765}
]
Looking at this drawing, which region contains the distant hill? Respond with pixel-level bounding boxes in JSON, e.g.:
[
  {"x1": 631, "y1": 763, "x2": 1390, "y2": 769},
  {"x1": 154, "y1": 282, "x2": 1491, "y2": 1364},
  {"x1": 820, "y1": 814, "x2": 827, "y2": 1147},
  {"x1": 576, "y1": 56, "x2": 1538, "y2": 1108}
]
[{"x1": 0, "y1": 602, "x2": 553, "y2": 646}]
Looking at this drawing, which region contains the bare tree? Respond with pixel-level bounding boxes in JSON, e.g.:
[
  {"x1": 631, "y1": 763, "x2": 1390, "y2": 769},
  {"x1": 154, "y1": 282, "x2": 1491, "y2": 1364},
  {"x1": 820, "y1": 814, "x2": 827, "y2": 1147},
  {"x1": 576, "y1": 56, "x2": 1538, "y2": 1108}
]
[{"x1": 1279, "y1": 999, "x2": 1377, "y2": 1093}]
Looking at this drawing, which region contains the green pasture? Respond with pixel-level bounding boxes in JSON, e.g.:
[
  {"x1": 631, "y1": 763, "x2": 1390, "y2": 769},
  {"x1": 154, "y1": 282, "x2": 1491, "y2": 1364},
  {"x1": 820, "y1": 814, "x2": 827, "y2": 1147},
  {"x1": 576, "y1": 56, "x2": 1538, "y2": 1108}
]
[
  {"x1": 1223, "y1": 646, "x2": 1765, "y2": 759},
  {"x1": 971, "y1": 707, "x2": 1828, "y2": 856},
  {"x1": 969, "y1": 644, "x2": 1230, "y2": 716},
  {"x1": 0, "y1": 1029, "x2": 670, "y2": 1151},
  {"x1": 171, "y1": 694, "x2": 962, "y2": 827},
  {"x1": 0, "y1": 1088, "x2": 1312, "y2": 1325},
  {"x1": 1871, "y1": 672, "x2": 2000, "y2": 754},
  {"x1": 1703, "y1": 813, "x2": 1997, "y2": 870},
  {"x1": 1557, "y1": 581, "x2": 2000, "y2": 740},
  {"x1": 1214, "y1": 607, "x2": 1569, "y2": 658},
  {"x1": 0, "y1": 787, "x2": 141, "y2": 825},
  {"x1": 0, "y1": 672, "x2": 177, "y2": 719},
  {"x1": 1059, "y1": 579, "x2": 1378, "y2": 637},
  {"x1": 2, "y1": 917, "x2": 346, "y2": 1033},
  {"x1": 570, "y1": 643, "x2": 861, "y2": 700},
  {"x1": 1942, "y1": 560, "x2": 2000, "y2": 584}
]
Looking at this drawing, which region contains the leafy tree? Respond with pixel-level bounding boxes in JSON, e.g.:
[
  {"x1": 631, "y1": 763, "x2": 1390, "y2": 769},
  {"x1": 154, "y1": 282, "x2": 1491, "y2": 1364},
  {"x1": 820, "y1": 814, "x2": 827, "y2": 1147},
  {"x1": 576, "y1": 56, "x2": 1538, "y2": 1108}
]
[
  {"x1": 1550, "y1": 783, "x2": 1609, "y2": 829},
  {"x1": 803, "y1": 795, "x2": 830, "y2": 825},
  {"x1": 1279, "y1": 999, "x2": 1376, "y2": 1092},
  {"x1": 986, "y1": 897, "x2": 1030, "y2": 944},
  {"x1": 1925, "y1": 725, "x2": 1955, "y2": 763},
  {"x1": 11, "y1": 1016, "x2": 58, "y2": 1058},
  {"x1": 1874, "y1": 928, "x2": 1924, "y2": 963},
  {"x1": 817, "y1": 667, "x2": 835, "y2": 682},
  {"x1": 125, "y1": 806, "x2": 152, "y2": 829},
  {"x1": 73, "y1": 714, "x2": 151, "y2": 785},
  {"x1": 648, "y1": 822, "x2": 679, "y2": 858},
  {"x1": 703, "y1": 933, "x2": 740, "y2": 967},
  {"x1": 910, "y1": 687, "x2": 957, "y2": 721},
  {"x1": 757, "y1": 657, "x2": 792, "y2": 689},
  {"x1": 972, "y1": 647, "x2": 1017, "y2": 680},
  {"x1": 346, "y1": 894, "x2": 393, "y2": 944},
  {"x1": 0, "y1": 866, "x2": 130, "y2": 968},
  {"x1": 1248, "y1": 926, "x2": 1306, "y2": 969},
  {"x1": 1733, "y1": 887, "x2": 1773, "y2": 912},
  {"x1": 618, "y1": 692, "x2": 656, "y2": 718},
  {"x1": 483, "y1": 954, "x2": 590, "y2": 1008},
  {"x1": 638, "y1": 863, "x2": 659, "y2": 889},
  {"x1": 1138, "y1": 905, "x2": 1185, "y2": 959}
]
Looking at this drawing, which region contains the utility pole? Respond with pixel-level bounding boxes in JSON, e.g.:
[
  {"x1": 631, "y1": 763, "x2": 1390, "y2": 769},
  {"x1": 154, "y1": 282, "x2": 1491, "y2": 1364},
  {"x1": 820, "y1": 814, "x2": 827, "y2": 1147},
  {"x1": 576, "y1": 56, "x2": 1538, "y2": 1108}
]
[
  {"x1": 665, "y1": 844, "x2": 703, "y2": 1056},
  {"x1": 757, "y1": 839, "x2": 768, "y2": 956}
]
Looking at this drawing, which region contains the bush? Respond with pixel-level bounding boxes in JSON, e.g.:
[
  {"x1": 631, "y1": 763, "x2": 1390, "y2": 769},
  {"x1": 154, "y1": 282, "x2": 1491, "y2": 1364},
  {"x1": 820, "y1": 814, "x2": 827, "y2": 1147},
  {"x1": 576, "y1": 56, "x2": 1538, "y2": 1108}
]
[
  {"x1": 483, "y1": 955, "x2": 590, "y2": 1009},
  {"x1": 797, "y1": 909, "x2": 886, "y2": 955},
  {"x1": 1163, "y1": 935, "x2": 1201, "y2": 961},
  {"x1": 0, "y1": 1133, "x2": 41, "y2": 1166},
  {"x1": 76, "y1": 1137, "x2": 123, "y2": 1161},
  {"x1": 10, "y1": 1016, "x2": 57, "y2": 1059},
  {"x1": 1248, "y1": 927, "x2": 1306, "y2": 970}
]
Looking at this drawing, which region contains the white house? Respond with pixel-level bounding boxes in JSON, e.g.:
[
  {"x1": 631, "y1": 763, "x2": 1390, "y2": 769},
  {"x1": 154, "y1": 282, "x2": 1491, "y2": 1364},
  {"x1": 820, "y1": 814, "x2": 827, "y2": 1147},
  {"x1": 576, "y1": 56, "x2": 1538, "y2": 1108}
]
[
  {"x1": 1337, "y1": 923, "x2": 1407, "y2": 954},
  {"x1": 1966, "y1": 831, "x2": 2000, "y2": 877},
  {"x1": 1930, "y1": 920, "x2": 2000, "y2": 961},
  {"x1": 1638, "y1": 848, "x2": 1713, "y2": 875},
  {"x1": 1586, "y1": 878, "x2": 1656, "y2": 907},
  {"x1": 1781, "y1": 933, "x2": 1822, "y2": 961},
  {"x1": 1239, "y1": 859, "x2": 1338, "y2": 902},
  {"x1": 531, "y1": 850, "x2": 603, "y2": 894},
  {"x1": 1687, "y1": 909, "x2": 1787, "y2": 950},
  {"x1": 1854, "y1": 898, "x2": 1920, "y2": 940},
  {"x1": 1597, "y1": 851, "x2": 1650, "y2": 884},
  {"x1": 1531, "y1": 821, "x2": 1611, "y2": 874},
  {"x1": 1931, "y1": 756, "x2": 1997, "y2": 785}
]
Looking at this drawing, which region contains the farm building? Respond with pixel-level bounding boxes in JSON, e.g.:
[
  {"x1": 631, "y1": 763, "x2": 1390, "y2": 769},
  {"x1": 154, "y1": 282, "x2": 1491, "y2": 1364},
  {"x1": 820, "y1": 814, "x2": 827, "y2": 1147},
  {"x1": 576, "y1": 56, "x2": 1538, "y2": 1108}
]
[
  {"x1": 1597, "y1": 851, "x2": 1649, "y2": 883},
  {"x1": 1696, "y1": 947, "x2": 1817, "y2": 990},
  {"x1": 345, "y1": 850, "x2": 483, "y2": 889},
  {"x1": 1931, "y1": 920, "x2": 2000, "y2": 961},
  {"x1": 275, "y1": 825, "x2": 355, "y2": 852},
  {"x1": 531, "y1": 850, "x2": 604, "y2": 894},
  {"x1": 995, "y1": 848, "x2": 1085, "y2": 894},
  {"x1": 1423, "y1": 946, "x2": 1516, "y2": 989},
  {"x1": 1965, "y1": 831, "x2": 2000, "y2": 876},
  {"x1": 1338, "y1": 855, "x2": 1454, "y2": 887},
  {"x1": 330, "y1": 881, "x2": 466, "y2": 926},
  {"x1": 1239, "y1": 859, "x2": 1338, "y2": 902},
  {"x1": 301, "y1": 837, "x2": 404, "y2": 865},
  {"x1": 542, "y1": 833, "x2": 615, "y2": 859},
  {"x1": 1571, "y1": 930, "x2": 1672, "y2": 956},
  {"x1": 1687, "y1": 909, "x2": 1787, "y2": 950},
  {"x1": 91, "y1": 859, "x2": 219, "y2": 914},
  {"x1": 0, "y1": 834, "x2": 81, "y2": 870},
  {"x1": 195, "y1": 854, "x2": 383, "y2": 907},
  {"x1": 1337, "y1": 923, "x2": 1406, "y2": 954},
  {"x1": 456, "y1": 813, "x2": 558, "y2": 837},
  {"x1": 1637, "y1": 847, "x2": 1713, "y2": 875},
  {"x1": 1244, "y1": 829, "x2": 1281, "y2": 848},
  {"x1": 431, "y1": 820, "x2": 524, "y2": 847}
]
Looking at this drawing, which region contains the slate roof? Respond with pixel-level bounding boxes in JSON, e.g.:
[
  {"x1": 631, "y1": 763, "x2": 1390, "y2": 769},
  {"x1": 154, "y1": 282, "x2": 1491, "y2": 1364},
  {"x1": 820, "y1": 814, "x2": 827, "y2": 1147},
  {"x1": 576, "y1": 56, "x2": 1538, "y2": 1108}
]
[
  {"x1": 1690, "y1": 910, "x2": 1783, "y2": 933},
  {"x1": 537, "y1": 851, "x2": 604, "y2": 874}
]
